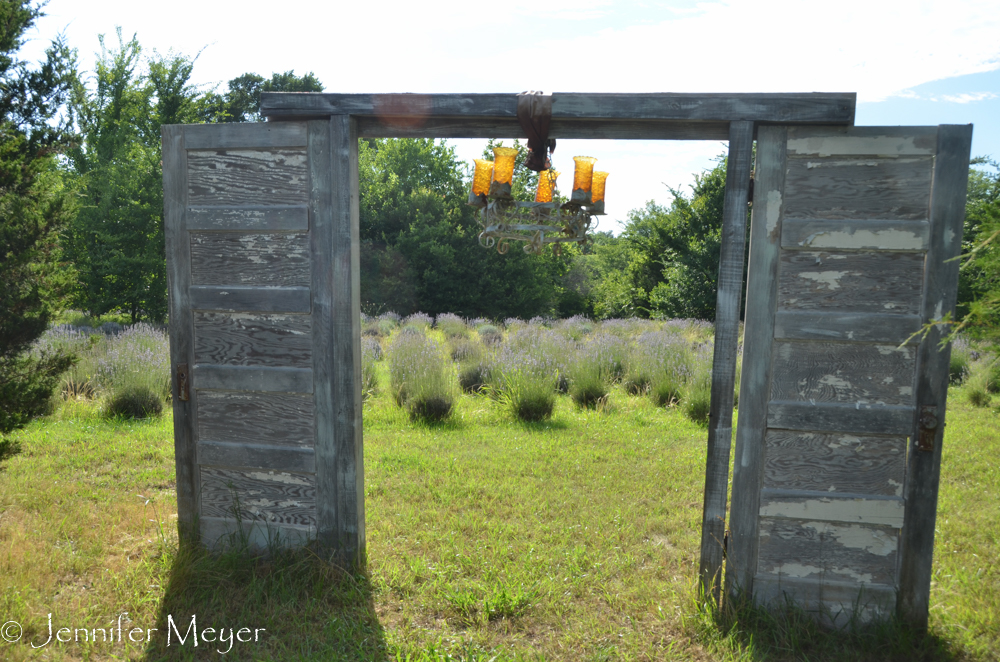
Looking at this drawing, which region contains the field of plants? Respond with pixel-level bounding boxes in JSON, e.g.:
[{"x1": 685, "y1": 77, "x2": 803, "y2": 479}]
[{"x1": 0, "y1": 314, "x2": 998, "y2": 661}]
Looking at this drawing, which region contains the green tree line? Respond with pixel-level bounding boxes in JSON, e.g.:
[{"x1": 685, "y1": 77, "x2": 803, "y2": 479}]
[{"x1": 2, "y1": 0, "x2": 999, "y2": 434}]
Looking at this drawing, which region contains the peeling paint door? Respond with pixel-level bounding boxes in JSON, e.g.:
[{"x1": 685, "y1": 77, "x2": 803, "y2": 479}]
[{"x1": 726, "y1": 125, "x2": 972, "y2": 627}]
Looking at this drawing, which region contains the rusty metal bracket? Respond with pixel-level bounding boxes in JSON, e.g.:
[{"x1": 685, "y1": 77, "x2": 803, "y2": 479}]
[
  {"x1": 917, "y1": 405, "x2": 938, "y2": 452},
  {"x1": 176, "y1": 363, "x2": 190, "y2": 402}
]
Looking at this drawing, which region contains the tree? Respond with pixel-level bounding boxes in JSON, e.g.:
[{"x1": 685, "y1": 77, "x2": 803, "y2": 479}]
[
  {"x1": 954, "y1": 157, "x2": 1000, "y2": 340},
  {"x1": 203, "y1": 70, "x2": 323, "y2": 123},
  {"x1": 0, "y1": 0, "x2": 77, "y2": 434},
  {"x1": 67, "y1": 31, "x2": 206, "y2": 322}
]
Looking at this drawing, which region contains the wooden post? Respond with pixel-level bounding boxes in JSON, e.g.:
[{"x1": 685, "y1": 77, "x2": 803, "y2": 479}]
[
  {"x1": 310, "y1": 116, "x2": 365, "y2": 564},
  {"x1": 698, "y1": 120, "x2": 754, "y2": 602},
  {"x1": 162, "y1": 125, "x2": 199, "y2": 545},
  {"x1": 898, "y1": 124, "x2": 972, "y2": 628}
]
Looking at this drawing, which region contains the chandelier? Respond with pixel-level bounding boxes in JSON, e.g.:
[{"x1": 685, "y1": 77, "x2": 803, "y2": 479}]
[{"x1": 467, "y1": 148, "x2": 608, "y2": 255}]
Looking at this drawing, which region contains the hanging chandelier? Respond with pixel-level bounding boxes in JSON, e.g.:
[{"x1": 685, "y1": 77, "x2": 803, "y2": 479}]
[{"x1": 467, "y1": 147, "x2": 609, "y2": 255}]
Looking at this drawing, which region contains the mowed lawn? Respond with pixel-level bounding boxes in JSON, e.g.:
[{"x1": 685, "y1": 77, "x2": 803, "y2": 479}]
[{"x1": 0, "y1": 386, "x2": 997, "y2": 661}]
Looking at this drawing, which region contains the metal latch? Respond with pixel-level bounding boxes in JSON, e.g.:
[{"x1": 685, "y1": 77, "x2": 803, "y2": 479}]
[
  {"x1": 176, "y1": 363, "x2": 190, "y2": 402},
  {"x1": 917, "y1": 405, "x2": 938, "y2": 452}
]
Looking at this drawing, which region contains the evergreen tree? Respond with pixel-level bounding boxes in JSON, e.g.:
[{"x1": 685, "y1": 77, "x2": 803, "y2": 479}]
[{"x1": 0, "y1": 0, "x2": 77, "y2": 434}]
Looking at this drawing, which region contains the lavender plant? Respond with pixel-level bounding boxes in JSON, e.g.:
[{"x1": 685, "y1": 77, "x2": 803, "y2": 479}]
[
  {"x1": 435, "y1": 313, "x2": 468, "y2": 339},
  {"x1": 387, "y1": 333, "x2": 455, "y2": 421},
  {"x1": 488, "y1": 327, "x2": 563, "y2": 421},
  {"x1": 361, "y1": 337, "x2": 381, "y2": 400},
  {"x1": 568, "y1": 333, "x2": 627, "y2": 408},
  {"x1": 681, "y1": 343, "x2": 714, "y2": 425},
  {"x1": 626, "y1": 331, "x2": 695, "y2": 406}
]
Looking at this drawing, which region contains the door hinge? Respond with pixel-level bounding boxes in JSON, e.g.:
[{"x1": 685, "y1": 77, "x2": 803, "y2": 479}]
[
  {"x1": 917, "y1": 405, "x2": 938, "y2": 452},
  {"x1": 176, "y1": 363, "x2": 190, "y2": 402}
]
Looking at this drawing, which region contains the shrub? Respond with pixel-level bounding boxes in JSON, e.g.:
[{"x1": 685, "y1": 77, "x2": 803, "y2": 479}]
[
  {"x1": 459, "y1": 362, "x2": 489, "y2": 393},
  {"x1": 628, "y1": 331, "x2": 694, "y2": 407},
  {"x1": 682, "y1": 346, "x2": 713, "y2": 425},
  {"x1": 435, "y1": 313, "x2": 468, "y2": 339},
  {"x1": 950, "y1": 337, "x2": 973, "y2": 384},
  {"x1": 965, "y1": 358, "x2": 995, "y2": 408},
  {"x1": 104, "y1": 385, "x2": 163, "y2": 419},
  {"x1": 477, "y1": 324, "x2": 503, "y2": 345},
  {"x1": 450, "y1": 338, "x2": 481, "y2": 363},
  {"x1": 986, "y1": 358, "x2": 1000, "y2": 394},
  {"x1": 361, "y1": 337, "x2": 380, "y2": 400},
  {"x1": 387, "y1": 333, "x2": 455, "y2": 422},
  {"x1": 567, "y1": 334, "x2": 624, "y2": 408},
  {"x1": 488, "y1": 328, "x2": 562, "y2": 421},
  {"x1": 403, "y1": 312, "x2": 433, "y2": 330}
]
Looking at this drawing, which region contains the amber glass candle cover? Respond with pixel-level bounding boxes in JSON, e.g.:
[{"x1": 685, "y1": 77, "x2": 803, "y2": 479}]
[
  {"x1": 472, "y1": 159, "x2": 494, "y2": 196},
  {"x1": 572, "y1": 156, "x2": 597, "y2": 192},
  {"x1": 492, "y1": 147, "x2": 518, "y2": 185},
  {"x1": 591, "y1": 171, "x2": 609, "y2": 202},
  {"x1": 535, "y1": 169, "x2": 559, "y2": 203}
]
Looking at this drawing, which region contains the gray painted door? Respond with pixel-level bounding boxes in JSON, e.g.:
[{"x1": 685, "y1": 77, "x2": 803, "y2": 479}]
[
  {"x1": 726, "y1": 125, "x2": 972, "y2": 626},
  {"x1": 162, "y1": 120, "x2": 363, "y2": 559}
]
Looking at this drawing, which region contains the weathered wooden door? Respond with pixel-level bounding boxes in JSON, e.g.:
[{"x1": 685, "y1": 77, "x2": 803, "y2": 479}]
[
  {"x1": 727, "y1": 125, "x2": 972, "y2": 626},
  {"x1": 162, "y1": 119, "x2": 363, "y2": 560}
]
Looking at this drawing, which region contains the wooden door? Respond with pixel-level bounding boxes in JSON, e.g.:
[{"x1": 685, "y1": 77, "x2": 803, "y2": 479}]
[
  {"x1": 727, "y1": 125, "x2": 972, "y2": 626},
  {"x1": 162, "y1": 119, "x2": 363, "y2": 560}
]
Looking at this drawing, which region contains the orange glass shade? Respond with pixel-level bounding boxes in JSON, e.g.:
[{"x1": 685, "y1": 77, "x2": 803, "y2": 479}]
[
  {"x1": 572, "y1": 156, "x2": 597, "y2": 193},
  {"x1": 472, "y1": 159, "x2": 494, "y2": 196},
  {"x1": 535, "y1": 169, "x2": 559, "y2": 203},
  {"x1": 591, "y1": 172, "x2": 609, "y2": 203},
  {"x1": 492, "y1": 147, "x2": 518, "y2": 186}
]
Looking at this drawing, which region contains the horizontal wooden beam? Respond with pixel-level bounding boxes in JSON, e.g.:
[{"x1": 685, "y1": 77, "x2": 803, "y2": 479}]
[
  {"x1": 187, "y1": 205, "x2": 309, "y2": 231},
  {"x1": 773, "y1": 311, "x2": 923, "y2": 344},
  {"x1": 200, "y1": 516, "x2": 315, "y2": 551},
  {"x1": 767, "y1": 401, "x2": 914, "y2": 435},
  {"x1": 261, "y1": 93, "x2": 856, "y2": 138},
  {"x1": 182, "y1": 122, "x2": 307, "y2": 149},
  {"x1": 753, "y1": 575, "x2": 895, "y2": 626},
  {"x1": 355, "y1": 116, "x2": 732, "y2": 141},
  {"x1": 193, "y1": 364, "x2": 314, "y2": 393},
  {"x1": 189, "y1": 286, "x2": 311, "y2": 313},
  {"x1": 197, "y1": 440, "x2": 316, "y2": 473}
]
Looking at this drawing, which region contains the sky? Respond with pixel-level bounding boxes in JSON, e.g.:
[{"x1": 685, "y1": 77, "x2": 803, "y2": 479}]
[{"x1": 22, "y1": 0, "x2": 1000, "y2": 233}]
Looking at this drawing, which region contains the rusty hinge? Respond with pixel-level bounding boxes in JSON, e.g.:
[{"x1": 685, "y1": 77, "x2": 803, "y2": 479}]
[
  {"x1": 917, "y1": 405, "x2": 938, "y2": 452},
  {"x1": 176, "y1": 363, "x2": 190, "y2": 402}
]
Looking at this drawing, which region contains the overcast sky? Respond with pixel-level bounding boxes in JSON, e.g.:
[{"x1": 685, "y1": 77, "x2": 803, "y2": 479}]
[{"x1": 22, "y1": 0, "x2": 1000, "y2": 232}]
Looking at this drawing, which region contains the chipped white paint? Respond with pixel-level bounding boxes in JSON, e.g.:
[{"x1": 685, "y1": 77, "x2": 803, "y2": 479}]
[
  {"x1": 798, "y1": 270, "x2": 850, "y2": 290},
  {"x1": 934, "y1": 300, "x2": 944, "y2": 321},
  {"x1": 881, "y1": 377, "x2": 894, "y2": 385},
  {"x1": 802, "y1": 521, "x2": 899, "y2": 556},
  {"x1": 888, "y1": 479, "x2": 904, "y2": 497},
  {"x1": 249, "y1": 471, "x2": 312, "y2": 486},
  {"x1": 806, "y1": 160, "x2": 878, "y2": 168},
  {"x1": 766, "y1": 190, "x2": 782, "y2": 236},
  {"x1": 799, "y1": 229, "x2": 926, "y2": 251},
  {"x1": 898, "y1": 386, "x2": 913, "y2": 396},
  {"x1": 883, "y1": 302, "x2": 897, "y2": 309},
  {"x1": 827, "y1": 434, "x2": 860, "y2": 449},
  {"x1": 876, "y1": 344, "x2": 911, "y2": 358},
  {"x1": 787, "y1": 136, "x2": 935, "y2": 157},
  {"x1": 819, "y1": 374, "x2": 853, "y2": 389},
  {"x1": 946, "y1": 228, "x2": 956, "y2": 247},
  {"x1": 760, "y1": 497, "x2": 905, "y2": 527}
]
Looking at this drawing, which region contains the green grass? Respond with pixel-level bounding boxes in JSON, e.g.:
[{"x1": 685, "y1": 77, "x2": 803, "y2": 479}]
[{"x1": 0, "y1": 384, "x2": 997, "y2": 660}]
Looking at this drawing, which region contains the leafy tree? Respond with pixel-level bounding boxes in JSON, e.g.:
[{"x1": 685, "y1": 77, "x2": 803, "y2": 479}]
[
  {"x1": 67, "y1": 30, "x2": 205, "y2": 322},
  {"x1": 204, "y1": 70, "x2": 324, "y2": 123},
  {"x1": 0, "y1": 0, "x2": 77, "y2": 434},
  {"x1": 954, "y1": 157, "x2": 1000, "y2": 340}
]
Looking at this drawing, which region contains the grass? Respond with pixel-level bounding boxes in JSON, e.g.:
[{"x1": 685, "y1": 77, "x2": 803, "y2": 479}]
[{"x1": 0, "y1": 381, "x2": 997, "y2": 660}]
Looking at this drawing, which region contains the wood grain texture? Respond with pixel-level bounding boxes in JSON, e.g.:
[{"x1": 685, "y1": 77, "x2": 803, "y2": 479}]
[
  {"x1": 194, "y1": 312, "x2": 312, "y2": 368},
  {"x1": 193, "y1": 364, "x2": 314, "y2": 393},
  {"x1": 197, "y1": 390, "x2": 314, "y2": 446},
  {"x1": 726, "y1": 126, "x2": 788, "y2": 599},
  {"x1": 189, "y1": 285, "x2": 311, "y2": 313},
  {"x1": 899, "y1": 124, "x2": 973, "y2": 629},
  {"x1": 777, "y1": 250, "x2": 925, "y2": 315},
  {"x1": 783, "y1": 156, "x2": 933, "y2": 221},
  {"x1": 311, "y1": 116, "x2": 366, "y2": 564},
  {"x1": 200, "y1": 516, "x2": 314, "y2": 551},
  {"x1": 757, "y1": 518, "x2": 898, "y2": 585},
  {"x1": 200, "y1": 467, "x2": 316, "y2": 527},
  {"x1": 197, "y1": 440, "x2": 316, "y2": 473},
  {"x1": 356, "y1": 116, "x2": 732, "y2": 140},
  {"x1": 162, "y1": 125, "x2": 199, "y2": 543},
  {"x1": 187, "y1": 149, "x2": 308, "y2": 206},
  {"x1": 753, "y1": 575, "x2": 895, "y2": 627},
  {"x1": 190, "y1": 233, "x2": 310, "y2": 286},
  {"x1": 786, "y1": 126, "x2": 938, "y2": 156},
  {"x1": 763, "y1": 430, "x2": 906, "y2": 496},
  {"x1": 700, "y1": 120, "x2": 754, "y2": 602},
  {"x1": 759, "y1": 490, "x2": 904, "y2": 527},
  {"x1": 781, "y1": 219, "x2": 929, "y2": 251},
  {"x1": 261, "y1": 92, "x2": 856, "y2": 124},
  {"x1": 187, "y1": 205, "x2": 308, "y2": 231},
  {"x1": 773, "y1": 311, "x2": 922, "y2": 344},
  {"x1": 769, "y1": 341, "x2": 916, "y2": 406},
  {"x1": 181, "y1": 122, "x2": 307, "y2": 150},
  {"x1": 767, "y1": 401, "x2": 914, "y2": 436}
]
